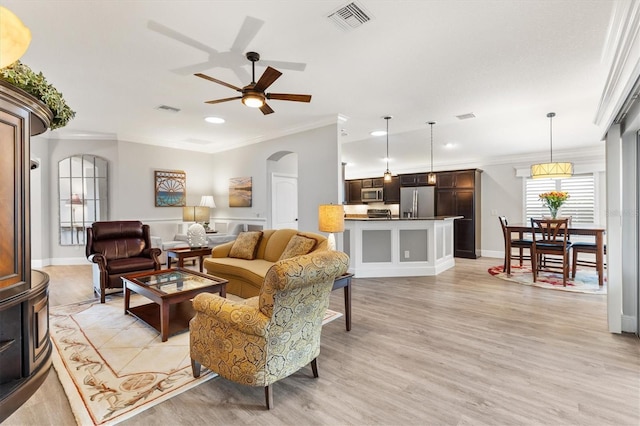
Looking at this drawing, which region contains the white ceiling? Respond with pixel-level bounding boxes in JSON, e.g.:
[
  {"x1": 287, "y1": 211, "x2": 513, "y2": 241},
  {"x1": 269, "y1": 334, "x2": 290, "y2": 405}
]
[{"x1": 6, "y1": 0, "x2": 615, "y2": 178}]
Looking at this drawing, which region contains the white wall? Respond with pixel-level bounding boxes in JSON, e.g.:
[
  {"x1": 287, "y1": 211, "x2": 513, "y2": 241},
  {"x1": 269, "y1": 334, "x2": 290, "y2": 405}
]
[
  {"x1": 208, "y1": 124, "x2": 341, "y2": 232},
  {"x1": 31, "y1": 123, "x2": 341, "y2": 265}
]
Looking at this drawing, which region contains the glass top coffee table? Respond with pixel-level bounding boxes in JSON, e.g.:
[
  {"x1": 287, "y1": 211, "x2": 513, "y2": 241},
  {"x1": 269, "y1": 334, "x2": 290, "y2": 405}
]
[{"x1": 122, "y1": 268, "x2": 227, "y2": 342}]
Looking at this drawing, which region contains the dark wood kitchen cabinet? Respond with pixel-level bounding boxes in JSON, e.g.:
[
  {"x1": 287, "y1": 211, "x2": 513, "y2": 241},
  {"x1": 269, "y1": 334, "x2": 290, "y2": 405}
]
[
  {"x1": 436, "y1": 169, "x2": 482, "y2": 258},
  {"x1": 399, "y1": 173, "x2": 430, "y2": 187},
  {"x1": 383, "y1": 176, "x2": 400, "y2": 203},
  {"x1": 346, "y1": 179, "x2": 363, "y2": 204},
  {"x1": 0, "y1": 81, "x2": 53, "y2": 422}
]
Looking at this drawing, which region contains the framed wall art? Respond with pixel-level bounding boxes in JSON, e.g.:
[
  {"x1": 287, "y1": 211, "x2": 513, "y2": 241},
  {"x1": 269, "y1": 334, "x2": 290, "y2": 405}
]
[
  {"x1": 154, "y1": 170, "x2": 186, "y2": 207},
  {"x1": 229, "y1": 176, "x2": 252, "y2": 207}
]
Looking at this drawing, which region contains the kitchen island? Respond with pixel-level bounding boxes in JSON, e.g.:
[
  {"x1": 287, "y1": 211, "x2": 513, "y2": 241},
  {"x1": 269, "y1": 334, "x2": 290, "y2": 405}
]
[{"x1": 343, "y1": 217, "x2": 461, "y2": 278}]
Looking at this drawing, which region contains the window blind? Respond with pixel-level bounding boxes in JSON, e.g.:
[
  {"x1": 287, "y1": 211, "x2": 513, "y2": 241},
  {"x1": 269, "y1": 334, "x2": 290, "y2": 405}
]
[{"x1": 525, "y1": 174, "x2": 595, "y2": 224}]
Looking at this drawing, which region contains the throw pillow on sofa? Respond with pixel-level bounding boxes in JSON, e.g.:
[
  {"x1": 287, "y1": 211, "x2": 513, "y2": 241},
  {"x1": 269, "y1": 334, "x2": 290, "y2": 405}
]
[
  {"x1": 279, "y1": 234, "x2": 317, "y2": 260},
  {"x1": 229, "y1": 231, "x2": 263, "y2": 260}
]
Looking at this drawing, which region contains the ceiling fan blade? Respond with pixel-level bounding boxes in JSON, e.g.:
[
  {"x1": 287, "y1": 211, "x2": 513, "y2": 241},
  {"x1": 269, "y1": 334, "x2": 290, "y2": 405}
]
[
  {"x1": 172, "y1": 60, "x2": 219, "y2": 75},
  {"x1": 267, "y1": 93, "x2": 312, "y2": 103},
  {"x1": 195, "y1": 73, "x2": 242, "y2": 92},
  {"x1": 230, "y1": 16, "x2": 264, "y2": 53},
  {"x1": 253, "y1": 67, "x2": 282, "y2": 93},
  {"x1": 147, "y1": 20, "x2": 218, "y2": 54},
  {"x1": 205, "y1": 96, "x2": 243, "y2": 105},
  {"x1": 260, "y1": 103, "x2": 275, "y2": 115},
  {"x1": 260, "y1": 60, "x2": 307, "y2": 72}
]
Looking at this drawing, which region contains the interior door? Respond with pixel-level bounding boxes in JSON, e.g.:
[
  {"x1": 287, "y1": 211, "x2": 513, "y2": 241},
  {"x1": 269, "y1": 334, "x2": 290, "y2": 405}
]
[{"x1": 271, "y1": 174, "x2": 298, "y2": 229}]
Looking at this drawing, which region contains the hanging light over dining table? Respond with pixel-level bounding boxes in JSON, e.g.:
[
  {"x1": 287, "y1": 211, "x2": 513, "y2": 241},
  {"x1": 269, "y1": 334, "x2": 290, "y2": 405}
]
[{"x1": 531, "y1": 112, "x2": 573, "y2": 179}]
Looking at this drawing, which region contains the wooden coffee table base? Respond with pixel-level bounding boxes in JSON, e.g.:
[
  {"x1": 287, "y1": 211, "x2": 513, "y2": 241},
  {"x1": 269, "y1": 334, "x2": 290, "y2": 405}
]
[
  {"x1": 127, "y1": 300, "x2": 196, "y2": 340},
  {"x1": 122, "y1": 268, "x2": 227, "y2": 342}
]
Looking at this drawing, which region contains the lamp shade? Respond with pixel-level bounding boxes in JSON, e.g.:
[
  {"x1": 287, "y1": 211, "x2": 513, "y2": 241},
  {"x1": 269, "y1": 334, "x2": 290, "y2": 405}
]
[
  {"x1": 199, "y1": 195, "x2": 216, "y2": 208},
  {"x1": 531, "y1": 112, "x2": 573, "y2": 179},
  {"x1": 70, "y1": 193, "x2": 84, "y2": 205},
  {"x1": 530, "y1": 162, "x2": 574, "y2": 179},
  {"x1": 318, "y1": 204, "x2": 345, "y2": 233},
  {"x1": 182, "y1": 206, "x2": 210, "y2": 222},
  {"x1": 0, "y1": 7, "x2": 32, "y2": 69}
]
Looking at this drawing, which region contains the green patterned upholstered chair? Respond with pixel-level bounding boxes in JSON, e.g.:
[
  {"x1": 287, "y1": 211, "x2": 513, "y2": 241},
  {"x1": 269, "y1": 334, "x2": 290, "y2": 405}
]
[{"x1": 189, "y1": 250, "x2": 349, "y2": 409}]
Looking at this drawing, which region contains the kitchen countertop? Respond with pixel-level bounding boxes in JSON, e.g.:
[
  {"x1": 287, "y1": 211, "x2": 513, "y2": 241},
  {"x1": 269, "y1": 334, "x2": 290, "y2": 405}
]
[{"x1": 345, "y1": 216, "x2": 463, "y2": 221}]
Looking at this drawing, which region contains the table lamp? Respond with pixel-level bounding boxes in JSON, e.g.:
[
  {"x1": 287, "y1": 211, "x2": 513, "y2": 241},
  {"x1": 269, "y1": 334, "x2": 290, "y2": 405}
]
[
  {"x1": 199, "y1": 195, "x2": 216, "y2": 230},
  {"x1": 318, "y1": 204, "x2": 345, "y2": 251},
  {"x1": 182, "y1": 206, "x2": 210, "y2": 247}
]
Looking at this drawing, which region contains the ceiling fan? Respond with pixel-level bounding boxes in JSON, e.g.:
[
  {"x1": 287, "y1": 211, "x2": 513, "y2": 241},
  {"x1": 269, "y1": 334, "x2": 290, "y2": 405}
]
[
  {"x1": 195, "y1": 51, "x2": 311, "y2": 115},
  {"x1": 147, "y1": 16, "x2": 306, "y2": 82}
]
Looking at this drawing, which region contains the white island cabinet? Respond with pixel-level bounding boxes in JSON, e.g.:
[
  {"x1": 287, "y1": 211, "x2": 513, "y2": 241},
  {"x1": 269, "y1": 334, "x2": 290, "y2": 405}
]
[{"x1": 343, "y1": 217, "x2": 461, "y2": 278}]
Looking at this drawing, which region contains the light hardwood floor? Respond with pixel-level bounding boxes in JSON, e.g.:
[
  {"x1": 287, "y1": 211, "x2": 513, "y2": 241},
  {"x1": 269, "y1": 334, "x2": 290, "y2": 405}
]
[{"x1": 5, "y1": 257, "x2": 640, "y2": 425}]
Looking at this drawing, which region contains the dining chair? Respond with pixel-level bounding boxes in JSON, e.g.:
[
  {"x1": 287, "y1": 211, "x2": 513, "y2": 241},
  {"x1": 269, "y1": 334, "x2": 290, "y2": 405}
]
[
  {"x1": 571, "y1": 242, "x2": 607, "y2": 278},
  {"x1": 530, "y1": 218, "x2": 573, "y2": 286},
  {"x1": 498, "y1": 216, "x2": 532, "y2": 274}
]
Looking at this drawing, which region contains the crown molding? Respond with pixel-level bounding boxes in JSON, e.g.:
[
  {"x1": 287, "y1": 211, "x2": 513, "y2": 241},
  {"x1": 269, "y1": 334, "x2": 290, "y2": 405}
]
[{"x1": 595, "y1": 0, "x2": 640, "y2": 136}]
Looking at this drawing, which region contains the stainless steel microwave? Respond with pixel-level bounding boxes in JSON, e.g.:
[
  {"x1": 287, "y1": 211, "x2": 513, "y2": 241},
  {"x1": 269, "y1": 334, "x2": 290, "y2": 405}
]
[{"x1": 361, "y1": 187, "x2": 383, "y2": 202}]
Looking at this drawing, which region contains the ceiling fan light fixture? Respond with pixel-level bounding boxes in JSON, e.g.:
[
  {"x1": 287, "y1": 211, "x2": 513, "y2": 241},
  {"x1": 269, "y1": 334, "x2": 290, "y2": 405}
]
[
  {"x1": 242, "y1": 93, "x2": 265, "y2": 108},
  {"x1": 531, "y1": 112, "x2": 573, "y2": 179}
]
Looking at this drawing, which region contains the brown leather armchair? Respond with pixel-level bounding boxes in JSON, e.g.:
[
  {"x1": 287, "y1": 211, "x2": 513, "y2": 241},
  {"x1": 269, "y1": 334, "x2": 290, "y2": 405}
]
[{"x1": 86, "y1": 221, "x2": 161, "y2": 303}]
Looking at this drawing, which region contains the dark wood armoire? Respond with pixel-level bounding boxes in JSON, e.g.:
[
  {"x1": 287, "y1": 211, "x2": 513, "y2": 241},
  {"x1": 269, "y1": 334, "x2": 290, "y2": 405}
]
[{"x1": 0, "y1": 80, "x2": 53, "y2": 422}]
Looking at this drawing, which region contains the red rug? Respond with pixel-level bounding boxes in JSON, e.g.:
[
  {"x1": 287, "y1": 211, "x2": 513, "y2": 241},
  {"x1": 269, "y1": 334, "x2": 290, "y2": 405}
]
[{"x1": 488, "y1": 264, "x2": 606, "y2": 294}]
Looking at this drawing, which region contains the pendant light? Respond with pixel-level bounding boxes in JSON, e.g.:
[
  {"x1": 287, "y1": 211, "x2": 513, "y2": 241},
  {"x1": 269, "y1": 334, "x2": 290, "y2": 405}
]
[
  {"x1": 531, "y1": 112, "x2": 573, "y2": 179},
  {"x1": 383, "y1": 116, "x2": 393, "y2": 182},
  {"x1": 427, "y1": 121, "x2": 437, "y2": 185}
]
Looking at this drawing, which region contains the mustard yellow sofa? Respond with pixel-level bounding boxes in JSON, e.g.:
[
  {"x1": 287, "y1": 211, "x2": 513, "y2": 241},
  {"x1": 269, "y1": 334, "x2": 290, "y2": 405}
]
[{"x1": 202, "y1": 228, "x2": 328, "y2": 298}]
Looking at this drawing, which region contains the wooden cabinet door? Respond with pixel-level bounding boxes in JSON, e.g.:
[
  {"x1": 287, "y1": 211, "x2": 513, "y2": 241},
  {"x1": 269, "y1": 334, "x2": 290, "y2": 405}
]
[
  {"x1": 0, "y1": 106, "x2": 28, "y2": 298},
  {"x1": 454, "y1": 219, "x2": 476, "y2": 258},
  {"x1": 361, "y1": 178, "x2": 373, "y2": 188},
  {"x1": 454, "y1": 171, "x2": 475, "y2": 188},
  {"x1": 372, "y1": 177, "x2": 384, "y2": 187},
  {"x1": 455, "y1": 190, "x2": 475, "y2": 218},
  {"x1": 400, "y1": 174, "x2": 416, "y2": 186},
  {"x1": 436, "y1": 172, "x2": 455, "y2": 188},
  {"x1": 415, "y1": 173, "x2": 430, "y2": 185},
  {"x1": 383, "y1": 176, "x2": 400, "y2": 203},
  {"x1": 436, "y1": 190, "x2": 456, "y2": 215},
  {"x1": 347, "y1": 180, "x2": 363, "y2": 204}
]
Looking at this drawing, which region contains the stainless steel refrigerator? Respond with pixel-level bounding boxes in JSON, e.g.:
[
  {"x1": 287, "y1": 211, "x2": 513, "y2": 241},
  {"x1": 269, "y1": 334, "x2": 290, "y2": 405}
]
[{"x1": 400, "y1": 186, "x2": 435, "y2": 218}]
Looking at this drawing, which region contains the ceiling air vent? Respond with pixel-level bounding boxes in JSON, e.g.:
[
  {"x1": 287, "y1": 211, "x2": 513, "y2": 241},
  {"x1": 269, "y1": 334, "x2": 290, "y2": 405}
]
[
  {"x1": 456, "y1": 113, "x2": 476, "y2": 120},
  {"x1": 156, "y1": 104, "x2": 181, "y2": 113},
  {"x1": 328, "y1": 2, "x2": 373, "y2": 31}
]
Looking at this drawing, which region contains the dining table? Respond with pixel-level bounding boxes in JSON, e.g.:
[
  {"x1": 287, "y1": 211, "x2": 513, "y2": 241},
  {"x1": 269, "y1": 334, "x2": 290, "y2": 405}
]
[{"x1": 505, "y1": 223, "x2": 606, "y2": 287}]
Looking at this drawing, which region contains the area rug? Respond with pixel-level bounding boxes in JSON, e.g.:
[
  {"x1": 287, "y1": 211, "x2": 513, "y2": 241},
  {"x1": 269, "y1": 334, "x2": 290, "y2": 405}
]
[
  {"x1": 488, "y1": 265, "x2": 606, "y2": 294},
  {"x1": 50, "y1": 295, "x2": 342, "y2": 425}
]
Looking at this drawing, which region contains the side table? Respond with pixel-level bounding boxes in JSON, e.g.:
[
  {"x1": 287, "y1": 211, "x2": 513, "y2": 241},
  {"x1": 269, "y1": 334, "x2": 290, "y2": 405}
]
[
  {"x1": 332, "y1": 273, "x2": 353, "y2": 331},
  {"x1": 167, "y1": 247, "x2": 212, "y2": 272}
]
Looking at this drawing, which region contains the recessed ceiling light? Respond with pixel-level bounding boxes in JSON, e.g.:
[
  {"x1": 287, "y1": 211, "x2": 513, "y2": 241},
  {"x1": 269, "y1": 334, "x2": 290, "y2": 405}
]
[
  {"x1": 445, "y1": 143, "x2": 455, "y2": 149},
  {"x1": 371, "y1": 130, "x2": 386, "y2": 136},
  {"x1": 204, "y1": 116, "x2": 225, "y2": 124}
]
